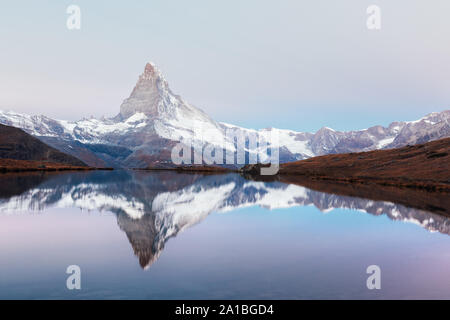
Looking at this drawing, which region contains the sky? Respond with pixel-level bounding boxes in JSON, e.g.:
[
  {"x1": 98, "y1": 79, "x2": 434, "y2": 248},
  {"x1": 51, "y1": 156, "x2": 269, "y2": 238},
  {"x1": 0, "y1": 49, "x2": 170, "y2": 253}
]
[{"x1": 0, "y1": 0, "x2": 449, "y2": 132}]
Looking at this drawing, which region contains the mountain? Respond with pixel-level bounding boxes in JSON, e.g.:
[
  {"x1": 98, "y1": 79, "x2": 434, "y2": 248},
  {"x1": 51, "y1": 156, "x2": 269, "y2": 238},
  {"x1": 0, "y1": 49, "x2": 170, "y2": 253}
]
[
  {"x1": 0, "y1": 123, "x2": 87, "y2": 166},
  {"x1": 0, "y1": 62, "x2": 448, "y2": 167},
  {"x1": 0, "y1": 170, "x2": 448, "y2": 269}
]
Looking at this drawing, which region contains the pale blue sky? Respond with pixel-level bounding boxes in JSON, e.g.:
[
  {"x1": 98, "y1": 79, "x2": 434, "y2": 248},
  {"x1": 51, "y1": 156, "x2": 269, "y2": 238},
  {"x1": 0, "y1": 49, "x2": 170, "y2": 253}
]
[{"x1": 0, "y1": 0, "x2": 449, "y2": 132}]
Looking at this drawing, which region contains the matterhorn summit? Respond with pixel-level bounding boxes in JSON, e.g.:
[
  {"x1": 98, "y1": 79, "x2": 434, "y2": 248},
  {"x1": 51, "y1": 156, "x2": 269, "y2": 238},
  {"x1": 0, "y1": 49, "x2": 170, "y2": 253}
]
[
  {"x1": 118, "y1": 62, "x2": 171, "y2": 120},
  {"x1": 0, "y1": 61, "x2": 448, "y2": 168},
  {"x1": 116, "y1": 62, "x2": 225, "y2": 150}
]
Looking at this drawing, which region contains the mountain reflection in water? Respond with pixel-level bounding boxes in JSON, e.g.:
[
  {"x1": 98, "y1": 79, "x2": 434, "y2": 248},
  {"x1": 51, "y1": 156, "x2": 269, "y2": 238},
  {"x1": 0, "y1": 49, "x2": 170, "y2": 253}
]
[{"x1": 0, "y1": 170, "x2": 448, "y2": 269}]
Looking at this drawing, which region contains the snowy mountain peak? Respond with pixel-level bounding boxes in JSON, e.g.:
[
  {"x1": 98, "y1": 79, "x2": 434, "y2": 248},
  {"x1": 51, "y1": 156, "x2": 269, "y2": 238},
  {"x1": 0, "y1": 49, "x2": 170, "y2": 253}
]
[
  {"x1": 141, "y1": 62, "x2": 166, "y2": 83},
  {"x1": 0, "y1": 60, "x2": 448, "y2": 168},
  {"x1": 144, "y1": 62, "x2": 155, "y2": 74},
  {"x1": 118, "y1": 62, "x2": 170, "y2": 120}
]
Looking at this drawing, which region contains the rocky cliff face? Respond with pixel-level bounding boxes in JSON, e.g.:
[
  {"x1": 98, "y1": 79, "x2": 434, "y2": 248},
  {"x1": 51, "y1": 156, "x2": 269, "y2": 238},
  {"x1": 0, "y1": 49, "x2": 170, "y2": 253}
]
[
  {"x1": 116, "y1": 62, "x2": 186, "y2": 122},
  {"x1": 388, "y1": 111, "x2": 450, "y2": 147},
  {"x1": 0, "y1": 62, "x2": 448, "y2": 167}
]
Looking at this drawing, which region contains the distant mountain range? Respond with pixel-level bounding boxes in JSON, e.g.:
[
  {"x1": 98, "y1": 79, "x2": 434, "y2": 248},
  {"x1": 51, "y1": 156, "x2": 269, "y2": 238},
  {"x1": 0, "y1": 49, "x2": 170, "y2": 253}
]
[{"x1": 0, "y1": 62, "x2": 448, "y2": 167}]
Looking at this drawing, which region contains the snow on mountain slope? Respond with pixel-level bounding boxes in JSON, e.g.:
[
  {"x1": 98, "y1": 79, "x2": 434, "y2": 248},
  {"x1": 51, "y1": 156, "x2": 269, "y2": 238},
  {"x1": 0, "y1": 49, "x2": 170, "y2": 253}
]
[
  {"x1": 0, "y1": 110, "x2": 149, "y2": 144},
  {"x1": 118, "y1": 63, "x2": 228, "y2": 148},
  {"x1": 387, "y1": 110, "x2": 450, "y2": 148},
  {"x1": 0, "y1": 62, "x2": 448, "y2": 167},
  {"x1": 220, "y1": 122, "x2": 315, "y2": 159}
]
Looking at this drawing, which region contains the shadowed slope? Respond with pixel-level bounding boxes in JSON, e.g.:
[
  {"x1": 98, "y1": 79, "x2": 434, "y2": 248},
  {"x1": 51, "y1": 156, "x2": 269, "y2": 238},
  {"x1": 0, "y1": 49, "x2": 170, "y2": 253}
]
[{"x1": 0, "y1": 124, "x2": 87, "y2": 166}]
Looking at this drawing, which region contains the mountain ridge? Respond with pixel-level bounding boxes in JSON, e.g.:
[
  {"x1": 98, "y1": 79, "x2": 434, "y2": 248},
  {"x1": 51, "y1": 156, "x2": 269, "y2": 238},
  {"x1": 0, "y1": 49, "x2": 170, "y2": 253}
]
[
  {"x1": 0, "y1": 62, "x2": 448, "y2": 167},
  {"x1": 0, "y1": 170, "x2": 448, "y2": 269}
]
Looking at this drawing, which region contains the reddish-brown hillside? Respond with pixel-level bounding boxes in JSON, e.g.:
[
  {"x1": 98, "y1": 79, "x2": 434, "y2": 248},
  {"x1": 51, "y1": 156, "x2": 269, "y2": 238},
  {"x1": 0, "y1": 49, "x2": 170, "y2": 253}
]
[
  {"x1": 278, "y1": 137, "x2": 450, "y2": 190},
  {"x1": 0, "y1": 159, "x2": 96, "y2": 173}
]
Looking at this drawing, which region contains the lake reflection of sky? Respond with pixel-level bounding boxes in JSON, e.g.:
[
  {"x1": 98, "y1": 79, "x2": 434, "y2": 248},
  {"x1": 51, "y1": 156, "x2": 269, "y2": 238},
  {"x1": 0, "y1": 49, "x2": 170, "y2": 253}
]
[{"x1": 0, "y1": 171, "x2": 449, "y2": 299}]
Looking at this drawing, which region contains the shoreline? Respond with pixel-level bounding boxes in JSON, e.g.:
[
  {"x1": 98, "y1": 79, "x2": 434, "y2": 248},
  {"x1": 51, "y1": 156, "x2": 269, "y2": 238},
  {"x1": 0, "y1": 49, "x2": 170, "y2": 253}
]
[
  {"x1": 242, "y1": 138, "x2": 450, "y2": 192},
  {"x1": 277, "y1": 174, "x2": 450, "y2": 192},
  {"x1": 275, "y1": 175, "x2": 450, "y2": 217},
  {"x1": 0, "y1": 167, "x2": 114, "y2": 173},
  {"x1": 134, "y1": 165, "x2": 237, "y2": 174},
  {"x1": 0, "y1": 159, "x2": 113, "y2": 173}
]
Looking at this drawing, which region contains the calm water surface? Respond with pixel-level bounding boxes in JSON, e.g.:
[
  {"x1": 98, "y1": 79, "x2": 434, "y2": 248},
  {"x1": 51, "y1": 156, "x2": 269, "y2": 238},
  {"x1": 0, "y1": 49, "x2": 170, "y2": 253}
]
[{"x1": 0, "y1": 170, "x2": 449, "y2": 299}]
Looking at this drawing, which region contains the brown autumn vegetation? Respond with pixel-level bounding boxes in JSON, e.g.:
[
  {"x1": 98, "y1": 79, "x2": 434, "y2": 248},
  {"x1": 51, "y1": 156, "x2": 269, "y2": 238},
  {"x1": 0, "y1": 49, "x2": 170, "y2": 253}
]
[
  {"x1": 276, "y1": 137, "x2": 450, "y2": 191},
  {"x1": 0, "y1": 158, "x2": 111, "y2": 173}
]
